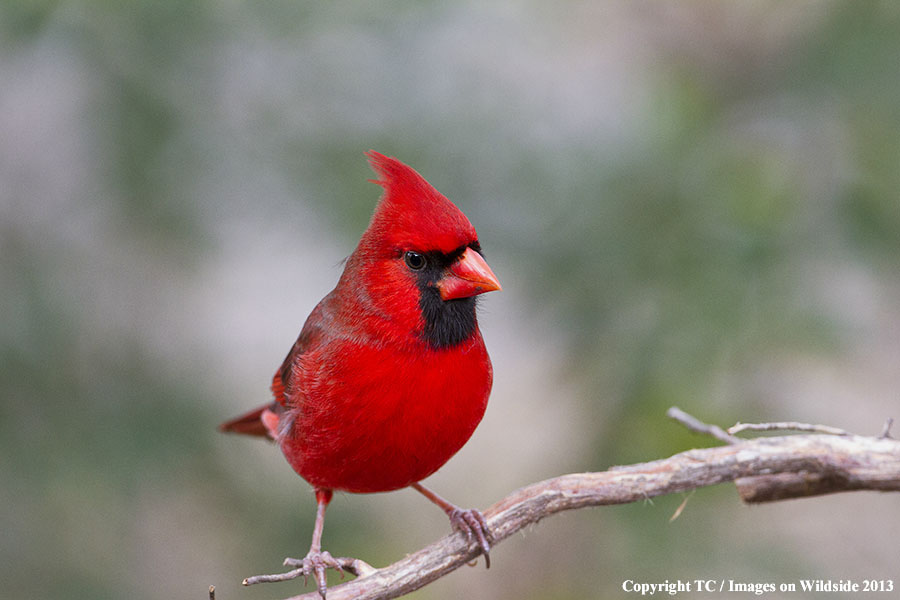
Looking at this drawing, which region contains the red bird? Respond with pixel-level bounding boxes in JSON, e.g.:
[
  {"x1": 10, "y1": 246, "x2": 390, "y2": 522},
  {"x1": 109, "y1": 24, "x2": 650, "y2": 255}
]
[{"x1": 220, "y1": 151, "x2": 501, "y2": 597}]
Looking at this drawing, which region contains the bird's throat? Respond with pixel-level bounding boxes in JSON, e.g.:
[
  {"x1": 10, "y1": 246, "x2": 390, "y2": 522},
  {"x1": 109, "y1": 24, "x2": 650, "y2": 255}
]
[{"x1": 419, "y1": 289, "x2": 478, "y2": 349}]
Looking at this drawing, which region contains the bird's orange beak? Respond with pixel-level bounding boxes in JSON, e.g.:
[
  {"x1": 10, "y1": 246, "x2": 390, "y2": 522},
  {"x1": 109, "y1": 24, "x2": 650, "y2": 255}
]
[{"x1": 437, "y1": 247, "x2": 502, "y2": 301}]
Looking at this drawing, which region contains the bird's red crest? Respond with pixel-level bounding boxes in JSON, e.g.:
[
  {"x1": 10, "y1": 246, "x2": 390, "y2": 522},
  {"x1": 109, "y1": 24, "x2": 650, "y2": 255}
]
[{"x1": 363, "y1": 151, "x2": 478, "y2": 254}]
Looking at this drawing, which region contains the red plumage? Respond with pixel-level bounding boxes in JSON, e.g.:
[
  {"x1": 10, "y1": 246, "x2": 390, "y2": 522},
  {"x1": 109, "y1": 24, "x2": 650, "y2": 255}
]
[{"x1": 220, "y1": 151, "x2": 501, "y2": 597}]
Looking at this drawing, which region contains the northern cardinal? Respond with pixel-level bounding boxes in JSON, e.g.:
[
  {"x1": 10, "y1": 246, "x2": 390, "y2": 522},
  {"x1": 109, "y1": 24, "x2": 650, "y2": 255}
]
[{"x1": 220, "y1": 151, "x2": 501, "y2": 598}]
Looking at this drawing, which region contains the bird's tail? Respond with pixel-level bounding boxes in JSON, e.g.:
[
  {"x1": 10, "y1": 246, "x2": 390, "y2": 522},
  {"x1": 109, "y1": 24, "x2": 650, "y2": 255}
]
[{"x1": 218, "y1": 403, "x2": 280, "y2": 439}]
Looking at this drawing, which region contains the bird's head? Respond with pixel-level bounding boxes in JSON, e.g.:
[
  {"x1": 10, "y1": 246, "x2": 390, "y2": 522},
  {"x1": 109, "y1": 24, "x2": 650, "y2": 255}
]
[{"x1": 342, "y1": 151, "x2": 501, "y2": 349}]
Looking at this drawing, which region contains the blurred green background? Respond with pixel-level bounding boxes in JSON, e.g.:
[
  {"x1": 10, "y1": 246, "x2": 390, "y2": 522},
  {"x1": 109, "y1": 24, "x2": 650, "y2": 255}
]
[{"x1": 3, "y1": 1, "x2": 899, "y2": 599}]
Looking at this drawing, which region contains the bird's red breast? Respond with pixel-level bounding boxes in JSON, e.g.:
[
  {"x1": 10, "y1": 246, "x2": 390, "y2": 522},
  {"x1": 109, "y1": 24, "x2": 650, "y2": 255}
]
[{"x1": 221, "y1": 151, "x2": 500, "y2": 494}]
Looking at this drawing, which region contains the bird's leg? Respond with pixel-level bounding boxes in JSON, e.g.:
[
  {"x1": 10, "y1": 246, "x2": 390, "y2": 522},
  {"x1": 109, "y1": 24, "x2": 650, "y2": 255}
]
[
  {"x1": 300, "y1": 489, "x2": 342, "y2": 598},
  {"x1": 243, "y1": 489, "x2": 374, "y2": 599},
  {"x1": 411, "y1": 482, "x2": 492, "y2": 568}
]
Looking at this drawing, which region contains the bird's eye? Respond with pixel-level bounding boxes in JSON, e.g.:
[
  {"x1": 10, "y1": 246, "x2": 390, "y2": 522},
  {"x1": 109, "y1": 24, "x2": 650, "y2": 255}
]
[{"x1": 404, "y1": 251, "x2": 426, "y2": 270}]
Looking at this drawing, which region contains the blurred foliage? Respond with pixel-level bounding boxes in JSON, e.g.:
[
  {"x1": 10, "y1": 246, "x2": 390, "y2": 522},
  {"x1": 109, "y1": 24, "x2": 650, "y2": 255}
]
[{"x1": 2, "y1": 2, "x2": 899, "y2": 600}]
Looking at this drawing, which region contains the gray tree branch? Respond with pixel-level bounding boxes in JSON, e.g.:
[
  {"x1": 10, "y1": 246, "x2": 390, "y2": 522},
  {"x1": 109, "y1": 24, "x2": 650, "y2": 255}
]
[{"x1": 244, "y1": 408, "x2": 900, "y2": 600}]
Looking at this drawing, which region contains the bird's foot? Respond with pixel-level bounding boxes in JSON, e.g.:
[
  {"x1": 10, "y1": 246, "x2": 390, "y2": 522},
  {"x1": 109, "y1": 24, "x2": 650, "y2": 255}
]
[
  {"x1": 447, "y1": 507, "x2": 492, "y2": 569},
  {"x1": 242, "y1": 551, "x2": 375, "y2": 599}
]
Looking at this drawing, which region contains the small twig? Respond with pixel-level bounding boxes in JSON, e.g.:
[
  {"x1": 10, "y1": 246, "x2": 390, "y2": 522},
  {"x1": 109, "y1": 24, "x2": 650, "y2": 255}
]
[
  {"x1": 244, "y1": 568, "x2": 307, "y2": 586},
  {"x1": 668, "y1": 490, "x2": 694, "y2": 522},
  {"x1": 667, "y1": 406, "x2": 740, "y2": 444},
  {"x1": 728, "y1": 421, "x2": 853, "y2": 436},
  {"x1": 880, "y1": 417, "x2": 894, "y2": 439}
]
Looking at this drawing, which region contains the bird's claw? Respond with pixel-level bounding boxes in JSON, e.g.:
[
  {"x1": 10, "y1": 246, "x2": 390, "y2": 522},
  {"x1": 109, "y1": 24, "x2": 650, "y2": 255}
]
[
  {"x1": 448, "y1": 507, "x2": 492, "y2": 569},
  {"x1": 287, "y1": 550, "x2": 345, "y2": 597},
  {"x1": 244, "y1": 550, "x2": 349, "y2": 599}
]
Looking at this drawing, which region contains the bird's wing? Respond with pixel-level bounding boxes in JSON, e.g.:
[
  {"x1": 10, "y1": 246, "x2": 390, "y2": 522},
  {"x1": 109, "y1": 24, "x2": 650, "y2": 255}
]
[
  {"x1": 271, "y1": 297, "x2": 330, "y2": 406},
  {"x1": 219, "y1": 295, "x2": 331, "y2": 438}
]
